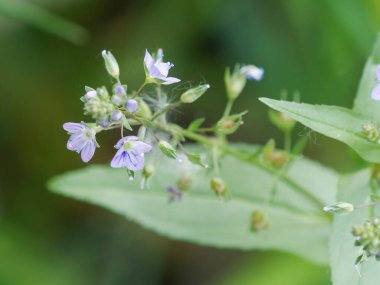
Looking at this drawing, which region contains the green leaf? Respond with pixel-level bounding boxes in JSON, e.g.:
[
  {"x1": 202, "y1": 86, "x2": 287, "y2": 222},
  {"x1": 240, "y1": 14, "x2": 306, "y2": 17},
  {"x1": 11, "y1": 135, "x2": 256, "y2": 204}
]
[
  {"x1": 259, "y1": 98, "x2": 380, "y2": 163},
  {"x1": 122, "y1": 115, "x2": 133, "y2": 131},
  {"x1": 353, "y1": 32, "x2": 380, "y2": 120},
  {"x1": 0, "y1": 0, "x2": 89, "y2": 45},
  {"x1": 329, "y1": 170, "x2": 380, "y2": 285},
  {"x1": 188, "y1": 118, "x2": 205, "y2": 131},
  {"x1": 48, "y1": 143, "x2": 338, "y2": 265}
]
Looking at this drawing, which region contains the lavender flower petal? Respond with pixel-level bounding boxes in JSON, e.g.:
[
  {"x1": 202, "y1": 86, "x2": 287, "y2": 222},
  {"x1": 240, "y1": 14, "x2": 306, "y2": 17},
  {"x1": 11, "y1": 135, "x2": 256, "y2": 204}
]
[
  {"x1": 371, "y1": 84, "x2": 380, "y2": 100},
  {"x1": 162, "y1": 77, "x2": 181, "y2": 85},
  {"x1": 63, "y1": 122, "x2": 85, "y2": 133},
  {"x1": 81, "y1": 141, "x2": 96, "y2": 163}
]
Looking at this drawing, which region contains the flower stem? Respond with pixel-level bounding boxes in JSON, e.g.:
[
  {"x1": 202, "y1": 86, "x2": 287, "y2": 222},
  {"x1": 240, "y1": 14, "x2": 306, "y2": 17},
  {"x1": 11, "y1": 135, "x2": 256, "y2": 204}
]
[
  {"x1": 223, "y1": 99, "x2": 234, "y2": 117},
  {"x1": 133, "y1": 82, "x2": 147, "y2": 98}
]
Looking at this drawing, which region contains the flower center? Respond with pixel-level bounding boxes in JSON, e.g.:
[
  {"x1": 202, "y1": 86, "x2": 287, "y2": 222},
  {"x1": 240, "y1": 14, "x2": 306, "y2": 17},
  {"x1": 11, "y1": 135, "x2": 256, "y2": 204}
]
[{"x1": 123, "y1": 141, "x2": 133, "y2": 150}]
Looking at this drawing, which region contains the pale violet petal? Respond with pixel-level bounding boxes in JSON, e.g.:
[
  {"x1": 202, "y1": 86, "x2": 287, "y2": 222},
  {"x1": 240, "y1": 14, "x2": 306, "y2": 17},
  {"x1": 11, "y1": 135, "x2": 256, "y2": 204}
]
[
  {"x1": 148, "y1": 63, "x2": 166, "y2": 79},
  {"x1": 144, "y1": 50, "x2": 154, "y2": 68},
  {"x1": 371, "y1": 84, "x2": 380, "y2": 100},
  {"x1": 376, "y1": 65, "x2": 380, "y2": 82},
  {"x1": 111, "y1": 148, "x2": 127, "y2": 168},
  {"x1": 63, "y1": 122, "x2": 84, "y2": 133},
  {"x1": 132, "y1": 141, "x2": 152, "y2": 153},
  {"x1": 80, "y1": 141, "x2": 96, "y2": 163},
  {"x1": 126, "y1": 150, "x2": 145, "y2": 171},
  {"x1": 67, "y1": 133, "x2": 87, "y2": 152},
  {"x1": 155, "y1": 62, "x2": 172, "y2": 77},
  {"x1": 162, "y1": 77, "x2": 181, "y2": 85}
]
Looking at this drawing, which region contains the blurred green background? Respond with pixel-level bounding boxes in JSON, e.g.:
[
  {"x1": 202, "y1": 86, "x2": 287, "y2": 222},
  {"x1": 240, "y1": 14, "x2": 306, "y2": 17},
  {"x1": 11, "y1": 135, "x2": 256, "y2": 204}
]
[{"x1": 0, "y1": 0, "x2": 379, "y2": 284}]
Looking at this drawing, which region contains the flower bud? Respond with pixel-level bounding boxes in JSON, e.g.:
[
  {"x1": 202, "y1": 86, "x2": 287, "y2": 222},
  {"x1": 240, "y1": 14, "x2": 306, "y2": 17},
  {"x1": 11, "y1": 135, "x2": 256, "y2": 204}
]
[
  {"x1": 210, "y1": 177, "x2": 228, "y2": 197},
  {"x1": 99, "y1": 119, "x2": 109, "y2": 127},
  {"x1": 114, "y1": 84, "x2": 127, "y2": 95},
  {"x1": 84, "y1": 90, "x2": 97, "y2": 101},
  {"x1": 126, "y1": 99, "x2": 138, "y2": 112},
  {"x1": 216, "y1": 111, "x2": 247, "y2": 135},
  {"x1": 177, "y1": 175, "x2": 192, "y2": 190},
  {"x1": 362, "y1": 122, "x2": 380, "y2": 143},
  {"x1": 112, "y1": 94, "x2": 122, "y2": 106},
  {"x1": 323, "y1": 202, "x2": 354, "y2": 214},
  {"x1": 142, "y1": 164, "x2": 155, "y2": 178},
  {"x1": 268, "y1": 110, "x2": 296, "y2": 133},
  {"x1": 250, "y1": 211, "x2": 269, "y2": 232},
  {"x1": 111, "y1": 110, "x2": 122, "y2": 122},
  {"x1": 186, "y1": 153, "x2": 208, "y2": 168},
  {"x1": 102, "y1": 50, "x2": 120, "y2": 80},
  {"x1": 180, "y1": 84, "x2": 210, "y2": 103},
  {"x1": 225, "y1": 66, "x2": 246, "y2": 100},
  {"x1": 158, "y1": 140, "x2": 177, "y2": 159}
]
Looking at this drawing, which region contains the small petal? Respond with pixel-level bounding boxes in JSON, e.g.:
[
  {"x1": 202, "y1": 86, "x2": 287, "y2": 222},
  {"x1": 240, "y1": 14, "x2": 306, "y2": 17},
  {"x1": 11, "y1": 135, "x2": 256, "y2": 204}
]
[
  {"x1": 372, "y1": 84, "x2": 380, "y2": 100},
  {"x1": 132, "y1": 141, "x2": 152, "y2": 153},
  {"x1": 144, "y1": 50, "x2": 155, "y2": 68},
  {"x1": 63, "y1": 123, "x2": 84, "y2": 133},
  {"x1": 111, "y1": 148, "x2": 127, "y2": 168},
  {"x1": 67, "y1": 133, "x2": 87, "y2": 152},
  {"x1": 125, "y1": 150, "x2": 145, "y2": 171},
  {"x1": 376, "y1": 65, "x2": 380, "y2": 82},
  {"x1": 162, "y1": 77, "x2": 181, "y2": 85},
  {"x1": 81, "y1": 142, "x2": 96, "y2": 163},
  {"x1": 155, "y1": 62, "x2": 172, "y2": 77}
]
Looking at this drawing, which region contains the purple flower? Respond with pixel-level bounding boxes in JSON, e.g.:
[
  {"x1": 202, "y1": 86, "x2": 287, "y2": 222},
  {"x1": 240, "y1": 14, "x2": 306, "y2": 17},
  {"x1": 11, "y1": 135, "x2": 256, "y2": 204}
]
[
  {"x1": 371, "y1": 65, "x2": 380, "y2": 100},
  {"x1": 63, "y1": 123, "x2": 97, "y2": 163},
  {"x1": 111, "y1": 136, "x2": 152, "y2": 171},
  {"x1": 144, "y1": 49, "x2": 180, "y2": 85}
]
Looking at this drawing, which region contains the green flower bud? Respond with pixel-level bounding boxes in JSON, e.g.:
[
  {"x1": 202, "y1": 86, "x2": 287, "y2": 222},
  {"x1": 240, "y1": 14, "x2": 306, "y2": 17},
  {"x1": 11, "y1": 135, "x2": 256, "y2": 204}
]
[
  {"x1": 323, "y1": 202, "x2": 354, "y2": 214},
  {"x1": 262, "y1": 139, "x2": 289, "y2": 168},
  {"x1": 102, "y1": 50, "x2": 120, "y2": 80},
  {"x1": 362, "y1": 122, "x2": 380, "y2": 144},
  {"x1": 210, "y1": 177, "x2": 228, "y2": 197},
  {"x1": 158, "y1": 140, "x2": 177, "y2": 159},
  {"x1": 268, "y1": 110, "x2": 296, "y2": 133},
  {"x1": 143, "y1": 164, "x2": 155, "y2": 178},
  {"x1": 225, "y1": 66, "x2": 246, "y2": 100},
  {"x1": 250, "y1": 211, "x2": 269, "y2": 232},
  {"x1": 186, "y1": 153, "x2": 209, "y2": 168},
  {"x1": 177, "y1": 175, "x2": 192, "y2": 191},
  {"x1": 180, "y1": 84, "x2": 210, "y2": 103},
  {"x1": 216, "y1": 111, "x2": 247, "y2": 135}
]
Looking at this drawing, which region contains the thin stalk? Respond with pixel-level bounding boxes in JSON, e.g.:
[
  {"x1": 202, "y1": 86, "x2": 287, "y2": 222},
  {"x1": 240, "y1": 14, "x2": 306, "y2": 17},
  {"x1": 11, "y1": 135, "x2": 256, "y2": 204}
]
[
  {"x1": 284, "y1": 131, "x2": 291, "y2": 152},
  {"x1": 223, "y1": 99, "x2": 234, "y2": 117}
]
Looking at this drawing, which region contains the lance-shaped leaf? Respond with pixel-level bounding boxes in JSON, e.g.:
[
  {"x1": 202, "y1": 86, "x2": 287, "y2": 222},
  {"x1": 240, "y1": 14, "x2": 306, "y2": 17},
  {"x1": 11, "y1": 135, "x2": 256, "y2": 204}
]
[
  {"x1": 353, "y1": 32, "x2": 380, "y2": 120},
  {"x1": 329, "y1": 169, "x2": 380, "y2": 285},
  {"x1": 48, "y1": 143, "x2": 338, "y2": 265},
  {"x1": 259, "y1": 98, "x2": 380, "y2": 163}
]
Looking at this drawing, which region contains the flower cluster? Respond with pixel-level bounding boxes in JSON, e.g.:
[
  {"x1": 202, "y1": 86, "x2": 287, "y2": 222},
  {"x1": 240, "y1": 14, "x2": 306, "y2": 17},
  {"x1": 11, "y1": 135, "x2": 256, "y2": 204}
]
[
  {"x1": 352, "y1": 217, "x2": 380, "y2": 265},
  {"x1": 63, "y1": 48, "x2": 263, "y2": 194}
]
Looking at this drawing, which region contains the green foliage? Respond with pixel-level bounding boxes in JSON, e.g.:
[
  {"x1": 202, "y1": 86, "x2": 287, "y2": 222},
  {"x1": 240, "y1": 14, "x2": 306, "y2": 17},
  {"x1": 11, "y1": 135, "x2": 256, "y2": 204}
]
[
  {"x1": 49, "y1": 143, "x2": 338, "y2": 265},
  {"x1": 0, "y1": 0, "x2": 89, "y2": 45},
  {"x1": 259, "y1": 98, "x2": 380, "y2": 163},
  {"x1": 329, "y1": 170, "x2": 380, "y2": 285},
  {"x1": 354, "y1": 32, "x2": 380, "y2": 120}
]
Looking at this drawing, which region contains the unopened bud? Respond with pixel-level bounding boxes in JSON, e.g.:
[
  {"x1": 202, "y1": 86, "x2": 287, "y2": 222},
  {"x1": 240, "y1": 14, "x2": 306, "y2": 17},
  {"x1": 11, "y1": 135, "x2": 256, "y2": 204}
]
[
  {"x1": 180, "y1": 84, "x2": 210, "y2": 103},
  {"x1": 158, "y1": 140, "x2": 177, "y2": 159},
  {"x1": 84, "y1": 90, "x2": 97, "y2": 101},
  {"x1": 143, "y1": 164, "x2": 155, "y2": 178},
  {"x1": 323, "y1": 202, "x2": 354, "y2": 214},
  {"x1": 225, "y1": 66, "x2": 246, "y2": 100},
  {"x1": 114, "y1": 84, "x2": 126, "y2": 95},
  {"x1": 99, "y1": 119, "x2": 109, "y2": 128},
  {"x1": 177, "y1": 175, "x2": 192, "y2": 190},
  {"x1": 102, "y1": 50, "x2": 120, "y2": 80},
  {"x1": 126, "y1": 99, "x2": 138, "y2": 113},
  {"x1": 216, "y1": 112, "x2": 247, "y2": 135},
  {"x1": 240, "y1": 65, "x2": 264, "y2": 81},
  {"x1": 268, "y1": 110, "x2": 296, "y2": 133},
  {"x1": 250, "y1": 211, "x2": 268, "y2": 232},
  {"x1": 111, "y1": 110, "x2": 122, "y2": 122},
  {"x1": 210, "y1": 177, "x2": 228, "y2": 197}
]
